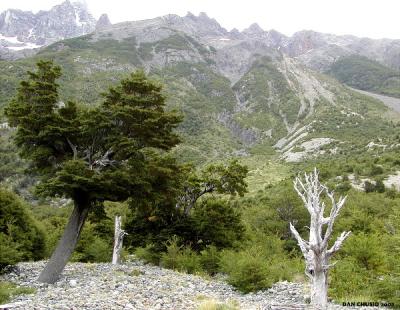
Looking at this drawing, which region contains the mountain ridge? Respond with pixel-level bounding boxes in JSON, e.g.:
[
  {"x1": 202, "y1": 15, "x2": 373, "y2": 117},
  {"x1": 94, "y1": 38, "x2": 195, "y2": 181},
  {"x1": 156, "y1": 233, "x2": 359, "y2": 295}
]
[{"x1": 0, "y1": 7, "x2": 398, "y2": 165}]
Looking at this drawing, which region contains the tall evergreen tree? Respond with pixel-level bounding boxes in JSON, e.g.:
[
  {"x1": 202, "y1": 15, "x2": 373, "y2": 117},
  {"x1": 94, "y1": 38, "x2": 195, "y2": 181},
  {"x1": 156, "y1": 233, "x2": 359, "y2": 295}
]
[{"x1": 5, "y1": 61, "x2": 183, "y2": 283}]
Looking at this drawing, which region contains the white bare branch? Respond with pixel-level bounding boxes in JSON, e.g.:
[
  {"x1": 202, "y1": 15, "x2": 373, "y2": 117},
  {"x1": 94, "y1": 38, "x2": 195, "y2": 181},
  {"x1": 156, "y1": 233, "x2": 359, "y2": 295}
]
[
  {"x1": 322, "y1": 193, "x2": 347, "y2": 248},
  {"x1": 289, "y1": 222, "x2": 310, "y2": 258},
  {"x1": 327, "y1": 231, "x2": 351, "y2": 257}
]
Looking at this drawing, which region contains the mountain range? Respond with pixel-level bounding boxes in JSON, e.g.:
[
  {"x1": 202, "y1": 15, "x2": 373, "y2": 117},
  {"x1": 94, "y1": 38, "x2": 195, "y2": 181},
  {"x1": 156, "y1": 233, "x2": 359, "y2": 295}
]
[{"x1": 0, "y1": 2, "x2": 399, "y2": 165}]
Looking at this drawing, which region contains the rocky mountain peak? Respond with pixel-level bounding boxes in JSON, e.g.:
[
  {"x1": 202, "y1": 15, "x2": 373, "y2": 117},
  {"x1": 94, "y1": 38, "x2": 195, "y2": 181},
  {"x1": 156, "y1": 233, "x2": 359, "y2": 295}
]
[
  {"x1": 243, "y1": 23, "x2": 265, "y2": 35},
  {"x1": 181, "y1": 12, "x2": 228, "y2": 38},
  {"x1": 198, "y1": 12, "x2": 211, "y2": 20},
  {"x1": 285, "y1": 30, "x2": 327, "y2": 56},
  {"x1": 95, "y1": 14, "x2": 111, "y2": 30},
  {"x1": 0, "y1": 0, "x2": 98, "y2": 58}
]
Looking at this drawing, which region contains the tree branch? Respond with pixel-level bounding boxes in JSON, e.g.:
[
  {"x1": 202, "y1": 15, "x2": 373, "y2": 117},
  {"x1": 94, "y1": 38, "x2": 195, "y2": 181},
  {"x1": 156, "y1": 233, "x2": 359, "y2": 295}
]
[
  {"x1": 290, "y1": 222, "x2": 310, "y2": 259},
  {"x1": 66, "y1": 138, "x2": 78, "y2": 160},
  {"x1": 322, "y1": 192, "x2": 347, "y2": 248},
  {"x1": 327, "y1": 231, "x2": 351, "y2": 257}
]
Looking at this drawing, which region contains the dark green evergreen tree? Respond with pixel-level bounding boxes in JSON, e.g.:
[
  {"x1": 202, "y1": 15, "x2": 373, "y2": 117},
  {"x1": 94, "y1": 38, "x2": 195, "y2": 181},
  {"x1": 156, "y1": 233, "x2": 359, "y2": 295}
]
[{"x1": 5, "y1": 61, "x2": 182, "y2": 283}]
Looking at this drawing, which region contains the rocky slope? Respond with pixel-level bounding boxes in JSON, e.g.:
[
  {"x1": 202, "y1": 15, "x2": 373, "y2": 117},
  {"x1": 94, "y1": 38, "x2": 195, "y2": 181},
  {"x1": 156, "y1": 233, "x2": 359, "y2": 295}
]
[
  {"x1": 282, "y1": 30, "x2": 400, "y2": 71},
  {"x1": 0, "y1": 0, "x2": 110, "y2": 59},
  {"x1": 0, "y1": 261, "x2": 384, "y2": 310}
]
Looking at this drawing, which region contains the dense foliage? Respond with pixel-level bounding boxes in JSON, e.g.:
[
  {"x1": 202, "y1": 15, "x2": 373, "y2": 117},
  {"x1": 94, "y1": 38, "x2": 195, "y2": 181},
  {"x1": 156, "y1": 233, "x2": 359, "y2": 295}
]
[{"x1": 0, "y1": 189, "x2": 46, "y2": 272}]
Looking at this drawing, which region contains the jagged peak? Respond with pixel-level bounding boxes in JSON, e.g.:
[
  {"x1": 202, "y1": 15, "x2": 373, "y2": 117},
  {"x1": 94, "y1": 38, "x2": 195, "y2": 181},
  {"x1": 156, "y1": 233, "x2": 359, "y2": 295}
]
[
  {"x1": 198, "y1": 12, "x2": 210, "y2": 19},
  {"x1": 96, "y1": 13, "x2": 111, "y2": 30},
  {"x1": 185, "y1": 11, "x2": 196, "y2": 19},
  {"x1": 161, "y1": 13, "x2": 181, "y2": 22},
  {"x1": 243, "y1": 23, "x2": 265, "y2": 34},
  {"x1": 268, "y1": 29, "x2": 286, "y2": 37}
]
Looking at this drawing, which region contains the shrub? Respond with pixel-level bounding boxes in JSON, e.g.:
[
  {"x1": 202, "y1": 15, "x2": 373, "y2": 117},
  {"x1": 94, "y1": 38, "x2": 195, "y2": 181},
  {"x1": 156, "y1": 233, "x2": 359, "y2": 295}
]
[
  {"x1": 364, "y1": 181, "x2": 375, "y2": 193},
  {"x1": 199, "y1": 245, "x2": 221, "y2": 275},
  {"x1": 374, "y1": 179, "x2": 385, "y2": 193},
  {"x1": 373, "y1": 275, "x2": 400, "y2": 305},
  {"x1": 71, "y1": 222, "x2": 112, "y2": 263},
  {"x1": 0, "y1": 189, "x2": 46, "y2": 271},
  {"x1": 0, "y1": 233, "x2": 23, "y2": 271},
  {"x1": 219, "y1": 243, "x2": 295, "y2": 293},
  {"x1": 341, "y1": 233, "x2": 387, "y2": 272},
  {"x1": 0, "y1": 281, "x2": 36, "y2": 304},
  {"x1": 160, "y1": 236, "x2": 202, "y2": 274},
  {"x1": 134, "y1": 244, "x2": 161, "y2": 265},
  {"x1": 329, "y1": 258, "x2": 373, "y2": 299},
  {"x1": 160, "y1": 236, "x2": 182, "y2": 270},
  {"x1": 192, "y1": 199, "x2": 245, "y2": 249},
  {"x1": 125, "y1": 198, "x2": 244, "y2": 253}
]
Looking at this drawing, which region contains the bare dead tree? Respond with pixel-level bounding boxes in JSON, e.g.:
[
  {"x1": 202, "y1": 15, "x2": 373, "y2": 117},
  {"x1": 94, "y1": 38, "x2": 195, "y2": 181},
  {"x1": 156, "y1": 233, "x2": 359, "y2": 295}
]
[
  {"x1": 112, "y1": 216, "x2": 127, "y2": 265},
  {"x1": 290, "y1": 168, "x2": 351, "y2": 309}
]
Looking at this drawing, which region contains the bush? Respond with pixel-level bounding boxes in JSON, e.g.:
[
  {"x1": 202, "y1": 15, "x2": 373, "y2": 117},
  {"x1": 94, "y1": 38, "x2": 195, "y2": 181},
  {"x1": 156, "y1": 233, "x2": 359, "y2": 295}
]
[
  {"x1": 71, "y1": 221, "x2": 113, "y2": 263},
  {"x1": 192, "y1": 199, "x2": 245, "y2": 249},
  {"x1": 125, "y1": 198, "x2": 244, "y2": 253},
  {"x1": 160, "y1": 236, "x2": 202, "y2": 274},
  {"x1": 0, "y1": 189, "x2": 46, "y2": 271},
  {"x1": 329, "y1": 258, "x2": 373, "y2": 299},
  {"x1": 0, "y1": 233, "x2": 23, "y2": 270},
  {"x1": 341, "y1": 233, "x2": 387, "y2": 272},
  {"x1": 199, "y1": 245, "x2": 221, "y2": 275},
  {"x1": 0, "y1": 281, "x2": 36, "y2": 304},
  {"x1": 364, "y1": 181, "x2": 375, "y2": 193},
  {"x1": 373, "y1": 275, "x2": 400, "y2": 305},
  {"x1": 134, "y1": 244, "x2": 161, "y2": 265},
  {"x1": 219, "y1": 243, "x2": 295, "y2": 293}
]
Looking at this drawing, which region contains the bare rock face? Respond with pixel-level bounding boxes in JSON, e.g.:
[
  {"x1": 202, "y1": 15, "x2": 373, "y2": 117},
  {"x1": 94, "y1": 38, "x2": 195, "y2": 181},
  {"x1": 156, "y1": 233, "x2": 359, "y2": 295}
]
[
  {"x1": 0, "y1": 0, "x2": 98, "y2": 58},
  {"x1": 283, "y1": 30, "x2": 400, "y2": 70}
]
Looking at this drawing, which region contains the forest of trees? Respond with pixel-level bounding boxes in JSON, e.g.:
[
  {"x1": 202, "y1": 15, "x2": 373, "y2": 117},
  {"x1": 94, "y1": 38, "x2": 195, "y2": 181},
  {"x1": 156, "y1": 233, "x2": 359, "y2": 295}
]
[{"x1": 1, "y1": 61, "x2": 399, "y2": 307}]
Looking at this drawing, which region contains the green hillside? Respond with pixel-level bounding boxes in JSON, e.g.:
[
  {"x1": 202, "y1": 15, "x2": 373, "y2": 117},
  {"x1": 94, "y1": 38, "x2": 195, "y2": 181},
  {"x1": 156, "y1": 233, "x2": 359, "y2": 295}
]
[
  {"x1": 0, "y1": 32, "x2": 398, "y2": 167},
  {"x1": 327, "y1": 55, "x2": 400, "y2": 98}
]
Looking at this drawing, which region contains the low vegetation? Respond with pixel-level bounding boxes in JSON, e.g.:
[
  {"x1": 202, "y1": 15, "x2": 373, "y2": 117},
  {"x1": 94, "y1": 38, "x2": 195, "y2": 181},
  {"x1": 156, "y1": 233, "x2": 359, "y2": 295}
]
[{"x1": 0, "y1": 282, "x2": 36, "y2": 304}]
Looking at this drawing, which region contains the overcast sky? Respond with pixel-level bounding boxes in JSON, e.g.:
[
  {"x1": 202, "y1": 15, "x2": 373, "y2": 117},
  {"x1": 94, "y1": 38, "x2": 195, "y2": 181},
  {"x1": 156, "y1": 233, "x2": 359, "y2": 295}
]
[{"x1": 0, "y1": 0, "x2": 399, "y2": 39}]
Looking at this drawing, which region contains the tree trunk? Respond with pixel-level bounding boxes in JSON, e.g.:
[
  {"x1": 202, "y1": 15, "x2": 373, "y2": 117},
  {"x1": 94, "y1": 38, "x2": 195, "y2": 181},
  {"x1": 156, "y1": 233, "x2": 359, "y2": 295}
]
[
  {"x1": 112, "y1": 215, "x2": 125, "y2": 265},
  {"x1": 311, "y1": 260, "x2": 328, "y2": 309},
  {"x1": 38, "y1": 198, "x2": 90, "y2": 284}
]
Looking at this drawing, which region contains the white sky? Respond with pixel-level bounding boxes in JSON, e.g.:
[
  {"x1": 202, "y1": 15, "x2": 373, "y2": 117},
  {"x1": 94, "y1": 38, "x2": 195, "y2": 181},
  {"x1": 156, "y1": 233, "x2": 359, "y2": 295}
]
[{"x1": 0, "y1": 0, "x2": 399, "y2": 39}]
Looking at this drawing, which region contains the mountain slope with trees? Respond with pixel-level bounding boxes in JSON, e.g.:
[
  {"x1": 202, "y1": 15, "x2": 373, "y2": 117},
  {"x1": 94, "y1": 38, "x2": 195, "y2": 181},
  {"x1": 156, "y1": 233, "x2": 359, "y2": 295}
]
[{"x1": 327, "y1": 55, "x2": 400, "y2": 98}]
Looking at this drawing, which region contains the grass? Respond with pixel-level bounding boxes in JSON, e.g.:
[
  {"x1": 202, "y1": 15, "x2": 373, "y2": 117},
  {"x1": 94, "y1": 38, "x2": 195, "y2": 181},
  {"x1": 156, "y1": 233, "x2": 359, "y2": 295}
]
[
  {"x1": 197, "y1": 299, "x2": 240, "y2": 310},
  {"x1": 0, "y1": 281, "x2": 36, "y2": 304},
  {"x1": 129, "y1": 269, "x2": 144, "y2": 277},
  {"x1": 242, "y1": 157, "x2": 291, "y2": 194}
]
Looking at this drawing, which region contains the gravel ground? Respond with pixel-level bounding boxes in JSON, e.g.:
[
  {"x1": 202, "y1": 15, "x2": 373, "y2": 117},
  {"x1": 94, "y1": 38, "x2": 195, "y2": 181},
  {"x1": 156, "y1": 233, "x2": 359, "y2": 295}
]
[{"x1": 0, "y1": 261, "x2": 386, "y2": 309}]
